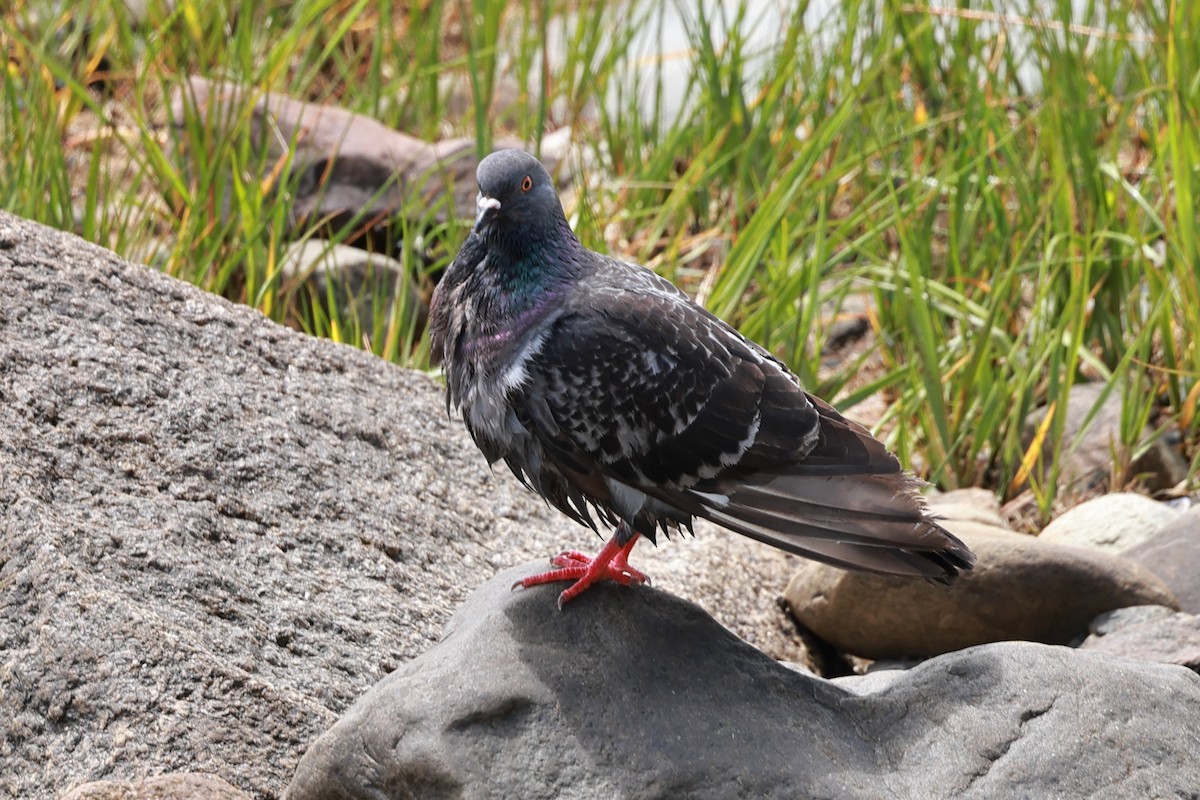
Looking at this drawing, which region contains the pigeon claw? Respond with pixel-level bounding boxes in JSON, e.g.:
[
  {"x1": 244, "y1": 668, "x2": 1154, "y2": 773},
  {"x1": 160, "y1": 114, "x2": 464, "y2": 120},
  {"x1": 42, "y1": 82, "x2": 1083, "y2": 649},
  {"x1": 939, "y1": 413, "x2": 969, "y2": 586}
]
[
  {"x1": 549, "y1": 550, "x2": 650, "y2": 585},
  {"x1": 513, "y1": 534, "x2": 648, "y2": 608}
]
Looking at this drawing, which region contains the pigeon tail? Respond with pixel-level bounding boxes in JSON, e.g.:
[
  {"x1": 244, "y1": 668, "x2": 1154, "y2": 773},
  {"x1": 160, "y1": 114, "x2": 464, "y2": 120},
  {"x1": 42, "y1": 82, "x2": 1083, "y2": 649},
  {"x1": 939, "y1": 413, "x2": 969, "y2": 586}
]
[{"x1": 695, "y1": 471, "x2": 974, "y2": 582}]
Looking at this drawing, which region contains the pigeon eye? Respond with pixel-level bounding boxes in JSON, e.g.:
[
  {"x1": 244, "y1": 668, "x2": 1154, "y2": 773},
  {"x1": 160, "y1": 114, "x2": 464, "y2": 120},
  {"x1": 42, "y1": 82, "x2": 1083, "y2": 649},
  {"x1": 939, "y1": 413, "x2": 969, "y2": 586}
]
[{"x1": 521, "y1": 175, "x2": 533, "y2": 192}]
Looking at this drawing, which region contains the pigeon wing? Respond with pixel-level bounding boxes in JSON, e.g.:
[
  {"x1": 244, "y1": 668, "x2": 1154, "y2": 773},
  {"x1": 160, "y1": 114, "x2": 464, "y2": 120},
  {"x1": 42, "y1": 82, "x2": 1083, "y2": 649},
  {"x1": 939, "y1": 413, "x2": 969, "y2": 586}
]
[
  {"x1": 515, "y1": 286, "x2": 973, "y2": 580},
  {"x1": 521, "y1": 290, "x2": 813, "y2": 486}
]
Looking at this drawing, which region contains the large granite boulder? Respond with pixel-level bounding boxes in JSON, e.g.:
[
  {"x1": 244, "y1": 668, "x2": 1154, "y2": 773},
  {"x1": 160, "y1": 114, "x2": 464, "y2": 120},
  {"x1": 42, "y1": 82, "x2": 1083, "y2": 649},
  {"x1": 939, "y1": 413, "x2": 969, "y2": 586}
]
[
  {"x1": 0, "y1": 212, "x2": 800, "y2": 799},
  {"x1": 59, "y1": 774, "x2": 252, "y2": 800},
  {"x1": 0, "y1": 210, "x2": 568, "y2": 798},
  {"x1": 287, "y1": 564, "x2": 1200, "y2": 800}
]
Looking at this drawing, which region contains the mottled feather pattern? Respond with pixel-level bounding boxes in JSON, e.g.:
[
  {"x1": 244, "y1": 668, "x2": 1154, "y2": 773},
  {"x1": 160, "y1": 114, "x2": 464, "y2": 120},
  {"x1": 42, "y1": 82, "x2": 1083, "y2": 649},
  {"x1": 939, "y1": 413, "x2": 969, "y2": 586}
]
[
  {"x1": 524, "y1": 288, "x2": 810, "y2": 492},
  {"x1": 429, "y1": 149, "x2": 975, "y2": 586}
]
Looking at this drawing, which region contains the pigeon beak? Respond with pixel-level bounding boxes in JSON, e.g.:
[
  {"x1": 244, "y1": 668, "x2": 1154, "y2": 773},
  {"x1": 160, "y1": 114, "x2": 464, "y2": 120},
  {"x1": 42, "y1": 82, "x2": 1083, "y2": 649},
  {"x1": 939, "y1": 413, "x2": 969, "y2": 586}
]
[{"x1": 474, "y1": 194, "x2": 501, "y2": 234}]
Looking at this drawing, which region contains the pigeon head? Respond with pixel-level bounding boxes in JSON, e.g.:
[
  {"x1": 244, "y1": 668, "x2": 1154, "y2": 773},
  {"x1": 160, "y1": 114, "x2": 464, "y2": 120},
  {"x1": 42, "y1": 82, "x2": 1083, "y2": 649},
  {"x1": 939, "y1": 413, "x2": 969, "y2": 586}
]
[{"x1": 472, "y1": 149, "x2": 567, "y2": 248}]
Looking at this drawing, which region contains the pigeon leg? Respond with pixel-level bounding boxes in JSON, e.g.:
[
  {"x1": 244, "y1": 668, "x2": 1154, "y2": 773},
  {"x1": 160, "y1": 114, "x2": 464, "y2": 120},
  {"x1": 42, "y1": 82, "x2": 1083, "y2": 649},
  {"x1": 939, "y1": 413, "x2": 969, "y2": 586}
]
[
  {"x1": 608, "y1": 535, "x2": 650, "y2": 584},
  {"x1": 515, "y1": 530, "x2": 649, "y2": 608},
  {"x1": 549, "y1": 542, "x2": 649, "y2": 584}
]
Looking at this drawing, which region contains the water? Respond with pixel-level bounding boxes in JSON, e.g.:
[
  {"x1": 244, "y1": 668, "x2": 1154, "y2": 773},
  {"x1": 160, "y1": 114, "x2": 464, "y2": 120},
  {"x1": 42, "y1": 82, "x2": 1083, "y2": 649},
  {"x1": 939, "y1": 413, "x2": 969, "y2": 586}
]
[{"x1": 549, "y1": 0, "x2": 1150, "y2": 125}]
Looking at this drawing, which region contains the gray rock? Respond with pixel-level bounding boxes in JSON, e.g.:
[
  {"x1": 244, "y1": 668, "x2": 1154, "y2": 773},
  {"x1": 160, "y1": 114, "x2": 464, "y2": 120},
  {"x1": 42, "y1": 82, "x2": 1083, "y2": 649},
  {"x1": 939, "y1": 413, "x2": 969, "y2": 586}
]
[
  {"x1": 926, "y1": 487, "x2": 1010, "y2": 529},
  {"x1": 287, "y1": 563, "x2": 1200, "y2": 800},
  {"x1": 119, "y1": 0, "x2": 176, "y2": 25},
  {"x1": 1039, "y1": 492, "x2": 1180, "y2": 553},
  {"x1": 59, "y1": 773, "x2": 251, "y2": 800},
  {"x1": 1079, "y1": 605, "x2": 1200, "y2": 672},
  {"x1": 0, "y1": 209, "x2": 577, "y2": 798},
  {"x1": 631, "y1": 523, "x2": 812, "y2": 666},
  {"x1": 167, "y1": 77, "x2": 564, "y2": 252},
  {"x1": 1121, "y1": 506, "x2": 1200, "y2": 613},
  {"x1": 390, "y1": 70, "x2": 526, "y2": 130},
  {"x1": 0, "y1": 211, "x2": 807, "y2": 799},
  {"x1": 785, "y1": 527, "x2": 1177, "y2": 659},
  {"x1": 820, "y1": 312, "x2": 869, "y2": 354},
  {"x1": 829, "y1": 667, "x2": 908, "y2": 695},
  {"x1": 1020, "y1": 381, "x2": 1189, "y2": 496},
  {"x1": 281, "y1": 239, "x2": 426, "y2": 335}
]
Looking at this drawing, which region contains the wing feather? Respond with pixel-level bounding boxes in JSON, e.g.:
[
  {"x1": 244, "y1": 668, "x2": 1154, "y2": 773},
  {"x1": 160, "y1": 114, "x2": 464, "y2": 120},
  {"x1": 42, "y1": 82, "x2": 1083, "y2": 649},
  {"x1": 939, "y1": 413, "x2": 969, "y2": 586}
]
[{"x1": 510, "y1": 271, "x2": 973, "y2": 580}]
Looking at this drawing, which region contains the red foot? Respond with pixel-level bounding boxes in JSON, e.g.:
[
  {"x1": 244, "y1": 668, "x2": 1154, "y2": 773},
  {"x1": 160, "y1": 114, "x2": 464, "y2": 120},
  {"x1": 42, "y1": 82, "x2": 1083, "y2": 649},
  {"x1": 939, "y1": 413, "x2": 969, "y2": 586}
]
[
  {"x1": 515, "y1": 534, "x2": 648, "y2": 608},
  {"x1": 549, "y1": 549, "x2": 650, "y2": 584}
]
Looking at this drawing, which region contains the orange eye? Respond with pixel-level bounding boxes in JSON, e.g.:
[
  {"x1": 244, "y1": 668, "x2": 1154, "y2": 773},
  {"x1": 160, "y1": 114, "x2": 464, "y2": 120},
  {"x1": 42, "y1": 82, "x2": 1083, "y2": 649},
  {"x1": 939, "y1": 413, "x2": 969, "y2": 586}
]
[{"x1": 521, "y1": 175, "x2": 533, "y2": 192}]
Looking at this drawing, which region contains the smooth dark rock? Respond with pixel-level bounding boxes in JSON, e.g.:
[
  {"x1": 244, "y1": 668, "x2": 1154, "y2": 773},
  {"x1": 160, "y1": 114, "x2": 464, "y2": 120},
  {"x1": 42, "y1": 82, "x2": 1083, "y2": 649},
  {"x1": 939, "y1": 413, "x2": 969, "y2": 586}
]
[
  {"x1": 286, "y1": 564, "x2": 1200, "y2": 800},
  {"x1": 630, "y1": 524, "x2": 812, "y2": 666},
  {"x1": 785, "y1": 526, "x2": 1177, "y2": 659},
  {"x1": 821, "y1": 312, "x2": 869, "y2": 353},
  {"x1": 1079, "y1": 605, "x2": 1200, "y2": 672},
  {"x1": 1121, "y1": 506, "x2": 1200, "y2": 613}
]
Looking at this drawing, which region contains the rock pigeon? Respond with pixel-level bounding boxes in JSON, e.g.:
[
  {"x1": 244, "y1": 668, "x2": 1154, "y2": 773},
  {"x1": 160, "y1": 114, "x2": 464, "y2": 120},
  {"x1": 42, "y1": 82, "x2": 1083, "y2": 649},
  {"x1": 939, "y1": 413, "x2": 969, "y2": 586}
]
[{"x1": 429, "y1": 149, "x2": 975, "y2": 607}]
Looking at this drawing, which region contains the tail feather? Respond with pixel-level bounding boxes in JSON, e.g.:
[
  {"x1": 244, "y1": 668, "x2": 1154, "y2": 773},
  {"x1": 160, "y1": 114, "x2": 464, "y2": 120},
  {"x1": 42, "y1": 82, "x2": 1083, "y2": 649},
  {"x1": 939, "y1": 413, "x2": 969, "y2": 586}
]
[
  {"x1": 729, "y1": 473, "x2": 932, "y2": 522},
  {"x1": 692, "y1": 472, "x2": 975, "y2": 581},
  {"x1": 706, "y1": 508, "x2": 970, "y2": 580}
]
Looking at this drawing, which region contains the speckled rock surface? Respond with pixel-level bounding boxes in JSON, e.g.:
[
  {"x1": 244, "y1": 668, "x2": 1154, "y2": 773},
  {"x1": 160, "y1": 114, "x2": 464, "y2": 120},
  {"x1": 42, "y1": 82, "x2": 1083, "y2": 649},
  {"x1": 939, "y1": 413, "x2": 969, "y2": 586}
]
[
  {"x1": 0, "y1": 212, "x2": 802, "y2": 799},
  {"x1": 58, "y1": 773, "x2": 253, "y2": 800}
]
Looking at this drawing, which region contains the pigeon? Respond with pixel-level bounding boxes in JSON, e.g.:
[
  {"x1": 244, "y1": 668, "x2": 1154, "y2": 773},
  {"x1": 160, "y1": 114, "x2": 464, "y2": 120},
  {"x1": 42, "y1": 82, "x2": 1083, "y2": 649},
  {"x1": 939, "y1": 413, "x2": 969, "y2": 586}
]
[{"x1": 429, "y1": 149, "x2": 975, "y2": 608}]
